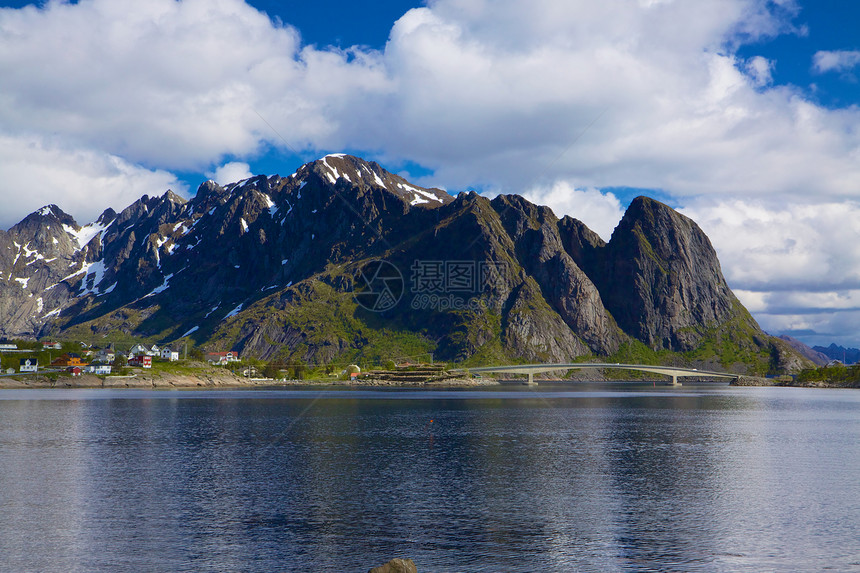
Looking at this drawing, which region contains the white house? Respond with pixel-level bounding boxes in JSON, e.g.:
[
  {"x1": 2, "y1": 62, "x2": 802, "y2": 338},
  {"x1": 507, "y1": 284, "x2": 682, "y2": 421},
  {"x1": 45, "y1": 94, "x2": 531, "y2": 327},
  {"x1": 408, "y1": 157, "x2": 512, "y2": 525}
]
[
  {"x1": 205, "y1": 351, "x2": 240, "y2": 365},
  {"x1": 149, "y1": 344, "x2": 160, "y2": 356},
  {"x1": 92, "y1": 349, "x2": 115, "y2": 363},
  {"x1": 160, "y1": 348, "x2": 180, "y2": 361},
  {"x1": 129, "y1": 343, "x2": 150, "y2": 357},
  {"x1": 19, "y1": 358, "x2": 38, "y2": 373},
  {"x1": 83, "y1": 364, "x2": 112, "y2": 375},
  {"x1": 0, "y1": 342, "x2": 18, "y2": 351}
]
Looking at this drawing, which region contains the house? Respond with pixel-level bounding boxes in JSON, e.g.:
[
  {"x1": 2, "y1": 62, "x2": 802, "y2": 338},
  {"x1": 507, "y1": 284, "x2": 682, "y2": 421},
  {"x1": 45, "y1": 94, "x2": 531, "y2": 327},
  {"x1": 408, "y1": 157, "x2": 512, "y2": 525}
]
[
  {"x1": 68, "y1": 366, "x2": 82, "y2": 376},
  {"x1": 83, "y1": 364, "x2": 112, "y2": 375},
  {"x1": 19, "y1": 358, "x2": 38, "y2": 373},
  {"x1": 129, "y1": 343, "x2": 150, "y2": 357},
  {"x1": 149, "y1": 344, "x2": 160, "y2": 355},
  {"x1": 92, "y1": 349, "x2": 116, "y2": 364},
  {"x1": 160, "y1": 348, "x2": 180, "y2": 361},
  {"x1": 0, "y1": 341, "x2": 18, "y2": 351},
  {"x1": 128, "y1": 355, "x2": 152, "y2": 368},
  {"x1": 42, "y1": 341, "x2": 62, "y2": 350},
  {"x1": 206, "y1": 351, "x2": 240, "y2": 365},
  {"x1": 51, "y1": 353, "x2": 86, "y2": 368}
]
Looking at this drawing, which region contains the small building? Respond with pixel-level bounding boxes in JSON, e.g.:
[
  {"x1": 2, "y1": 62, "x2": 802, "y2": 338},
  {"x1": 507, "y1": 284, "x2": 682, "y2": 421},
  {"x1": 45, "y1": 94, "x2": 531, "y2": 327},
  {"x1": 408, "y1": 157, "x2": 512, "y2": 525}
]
[
  {"x1": 19, "y1": 358, "x2": 38, "y2": 373},
  {"x1": 83, "y1": 364, "x2": 112, "y2": 375},
  {"x1": 160, "y1": 348, "x2": 180, "y2": 361},
  {"x1": 68, "y1": 366, "x2": 82, "y2": 377},
  {"x1": 92, "y1": 349, "x2": 116, "y2": 364},
  {"x1": 206, "y1": 351, "x2": 240, "y2": 365},
  {"x1": 128, "y1": 355, "x2": 152, "y2": 369},
  {"x1": 0, "y1": 341, "x2": 18, "y2": 351},
  {"x1": 42, "y1": 341, "x2": 62, "y2": 350},
  {"x1": 149, "y1": 344, "x2": 160, "y2": 356},
  {"x1": 129, "y1": 343, "x2": 151, "y2": 357},
  {"x1": 51, "y1": 353, "x2": 86, "y2": 368}
]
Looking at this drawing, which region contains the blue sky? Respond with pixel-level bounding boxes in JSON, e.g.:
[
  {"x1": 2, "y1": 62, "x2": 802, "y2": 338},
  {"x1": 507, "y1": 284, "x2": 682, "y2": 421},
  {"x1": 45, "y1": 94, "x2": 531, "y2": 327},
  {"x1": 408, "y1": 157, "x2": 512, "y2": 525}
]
[{"x1": 1, "y1": 0, "x2": 860, "y2": 349}]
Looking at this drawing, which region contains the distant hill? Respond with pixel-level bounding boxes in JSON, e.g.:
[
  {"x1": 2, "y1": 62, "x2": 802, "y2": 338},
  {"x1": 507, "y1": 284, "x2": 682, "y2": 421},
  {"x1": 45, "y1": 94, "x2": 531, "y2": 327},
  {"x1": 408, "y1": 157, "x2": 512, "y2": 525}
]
[
  {"x1": 812, "y1": 344, "x2": 860, "y2": 365},
  {"x1": 778, "y1": 336, "x2": 829, "y2": 366},
  {"x1": 0, "y1": 154, "x2": 811, "y2": 373}
]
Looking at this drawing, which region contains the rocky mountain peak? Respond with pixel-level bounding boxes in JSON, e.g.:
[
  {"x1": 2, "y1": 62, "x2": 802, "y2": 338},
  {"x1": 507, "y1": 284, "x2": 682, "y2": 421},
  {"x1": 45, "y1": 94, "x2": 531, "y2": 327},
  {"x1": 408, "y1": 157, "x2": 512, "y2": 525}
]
[
  {"x1": 95, "y1": 208, "x2": 118, "y2": 228},
  {"x1": 11, "y1": 203, "x2": 76, "y2": 233},
  {"x1": 304, "y1": 154, "x2": 452, "y2": 208},
  {"x1": 597, "y1": 196, "x2": 744, "y2": 351}
]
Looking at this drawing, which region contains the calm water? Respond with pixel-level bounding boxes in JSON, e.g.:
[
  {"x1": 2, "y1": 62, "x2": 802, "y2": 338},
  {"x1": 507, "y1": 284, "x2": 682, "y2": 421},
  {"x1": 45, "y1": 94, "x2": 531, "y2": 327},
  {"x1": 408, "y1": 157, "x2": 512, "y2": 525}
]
[{"x1": 1, "y1": 384, "x2": 858, "y2": 572}]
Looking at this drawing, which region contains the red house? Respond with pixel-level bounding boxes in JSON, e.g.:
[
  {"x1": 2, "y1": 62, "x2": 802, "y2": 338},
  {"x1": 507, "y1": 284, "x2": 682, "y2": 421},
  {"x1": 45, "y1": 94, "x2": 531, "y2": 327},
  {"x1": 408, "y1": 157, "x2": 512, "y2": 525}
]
[
  {"x1": 68, "y1": 366, "x2": 82, "y2": 377},
  {"x1": 128, "y1": 355, "x2": 152, "y2": 368}
]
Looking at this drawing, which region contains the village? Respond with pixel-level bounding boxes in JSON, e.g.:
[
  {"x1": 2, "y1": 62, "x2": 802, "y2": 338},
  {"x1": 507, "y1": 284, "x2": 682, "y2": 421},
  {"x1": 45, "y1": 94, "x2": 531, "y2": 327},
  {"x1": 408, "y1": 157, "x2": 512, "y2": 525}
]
[{"x1": 0, "y1": 339, "x2": 241, "y2": 377}]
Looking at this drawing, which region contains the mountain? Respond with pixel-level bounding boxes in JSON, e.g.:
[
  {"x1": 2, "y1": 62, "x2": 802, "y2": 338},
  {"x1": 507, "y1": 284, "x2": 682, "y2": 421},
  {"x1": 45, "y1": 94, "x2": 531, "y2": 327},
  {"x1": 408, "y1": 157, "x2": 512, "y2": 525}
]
[
  {"x1": 779, "y1": 336, "x2": 830, "y2": 366},
  {"x1": 0, "y1": 154, "x2": 809, "y2": 373},
  {"x1": 812, "y1": 343, "x2": 860, "y2": 365}
]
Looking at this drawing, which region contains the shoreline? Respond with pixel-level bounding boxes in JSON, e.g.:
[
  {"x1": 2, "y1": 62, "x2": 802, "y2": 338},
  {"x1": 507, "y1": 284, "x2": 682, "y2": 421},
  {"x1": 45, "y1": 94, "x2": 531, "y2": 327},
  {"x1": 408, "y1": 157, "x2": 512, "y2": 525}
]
[
  {"x1": 4, "y1": 371, "x2": 856, "y2": 390},
  {"x1": 0, "y1": 372, "x2": 504, "y2": 390}
]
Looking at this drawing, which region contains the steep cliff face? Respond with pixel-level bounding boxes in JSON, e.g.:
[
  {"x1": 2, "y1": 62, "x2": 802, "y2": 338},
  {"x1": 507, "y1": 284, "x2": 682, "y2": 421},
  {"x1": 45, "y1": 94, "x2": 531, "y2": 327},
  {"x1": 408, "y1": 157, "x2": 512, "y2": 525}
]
[
  {"x1": 490, "y1": 194, "x2": 621, "y2": 355},
  {"x1": 0, "y1": 156, "x2": 802, "y2": 372},
  {"x1": 582, "y1": 196, "x2": 752, "y2": 352}
]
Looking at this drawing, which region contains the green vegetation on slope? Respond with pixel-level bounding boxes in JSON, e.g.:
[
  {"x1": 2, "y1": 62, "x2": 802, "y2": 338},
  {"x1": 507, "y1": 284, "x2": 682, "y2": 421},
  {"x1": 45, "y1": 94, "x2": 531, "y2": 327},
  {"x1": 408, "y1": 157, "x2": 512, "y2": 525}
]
[{"x1": 795, "y1": 363, "x2": 860, "y2": 387}]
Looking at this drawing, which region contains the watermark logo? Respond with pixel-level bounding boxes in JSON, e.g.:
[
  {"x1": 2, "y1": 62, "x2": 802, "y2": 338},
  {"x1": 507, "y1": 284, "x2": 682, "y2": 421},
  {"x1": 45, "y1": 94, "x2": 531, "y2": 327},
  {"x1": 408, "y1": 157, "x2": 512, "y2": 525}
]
[
  {"x1": 353, "y1": 260, "x2": 404, "y2": 312},
  {"x1": 410, "y1": 260, "x2": 508, "y2": 311},
  {"x1": 353, "y1": 259, "x2": 508, "y2": 312}
]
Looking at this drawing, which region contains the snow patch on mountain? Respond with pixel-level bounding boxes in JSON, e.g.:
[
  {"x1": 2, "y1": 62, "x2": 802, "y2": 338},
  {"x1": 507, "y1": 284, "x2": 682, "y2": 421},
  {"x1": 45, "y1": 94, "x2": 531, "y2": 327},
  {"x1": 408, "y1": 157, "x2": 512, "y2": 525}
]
[
  {"x1": 224, "y1": 303, "x2": 243, "y2": 320},
  {"x1": 63, "y1": 218, "x2": 112, "y2": 250}
]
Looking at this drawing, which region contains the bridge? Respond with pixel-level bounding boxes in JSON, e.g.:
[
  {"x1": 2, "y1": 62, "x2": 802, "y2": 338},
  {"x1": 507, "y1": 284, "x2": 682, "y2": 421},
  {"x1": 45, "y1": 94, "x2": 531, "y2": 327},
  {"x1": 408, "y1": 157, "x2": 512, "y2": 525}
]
[{"x1": 450, "y1": 363, "x2": 739, "y2": 386}]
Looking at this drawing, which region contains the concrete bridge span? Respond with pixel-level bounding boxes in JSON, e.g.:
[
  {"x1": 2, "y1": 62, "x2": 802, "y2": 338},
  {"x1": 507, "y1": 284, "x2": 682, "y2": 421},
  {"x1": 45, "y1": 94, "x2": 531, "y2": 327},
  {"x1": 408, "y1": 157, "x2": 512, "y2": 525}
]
[{"x1": 450, "y1": 363, "x2": 739, "y2": 386}]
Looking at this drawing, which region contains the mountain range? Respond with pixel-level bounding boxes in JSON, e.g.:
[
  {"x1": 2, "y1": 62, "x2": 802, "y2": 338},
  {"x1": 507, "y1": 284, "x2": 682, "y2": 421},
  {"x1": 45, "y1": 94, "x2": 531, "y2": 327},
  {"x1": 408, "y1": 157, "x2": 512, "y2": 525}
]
[
  {"x1": 812, "y1": 343, "x2": 860, "y2": 365},
  {"x1": 0, "y1": 154, "x2": 808, "y2": 373}
]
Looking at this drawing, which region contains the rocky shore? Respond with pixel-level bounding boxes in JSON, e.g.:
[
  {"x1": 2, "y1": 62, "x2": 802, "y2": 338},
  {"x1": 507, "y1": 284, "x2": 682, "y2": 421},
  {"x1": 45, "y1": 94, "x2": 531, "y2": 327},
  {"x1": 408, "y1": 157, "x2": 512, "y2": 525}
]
[
  {"x1": 730, "y1": 375, "x2": 860, "y2": 388},
  {"x1": 0, "y1": 371, "x2": 501, "y2": 389},
  {"x1": 0, "y1": 370, "x2": 259, "y2": 389}
]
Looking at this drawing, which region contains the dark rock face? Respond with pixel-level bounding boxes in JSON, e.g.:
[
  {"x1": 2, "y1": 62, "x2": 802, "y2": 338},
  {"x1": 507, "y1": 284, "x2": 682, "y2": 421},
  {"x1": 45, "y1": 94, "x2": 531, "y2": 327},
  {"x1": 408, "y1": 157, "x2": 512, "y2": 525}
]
[
  {"x1": 0, "y1": 156, "x2": 792, "y2": 371},
  {"x1": 586, "y1": 196, "x2": 743, "y2": 351}
]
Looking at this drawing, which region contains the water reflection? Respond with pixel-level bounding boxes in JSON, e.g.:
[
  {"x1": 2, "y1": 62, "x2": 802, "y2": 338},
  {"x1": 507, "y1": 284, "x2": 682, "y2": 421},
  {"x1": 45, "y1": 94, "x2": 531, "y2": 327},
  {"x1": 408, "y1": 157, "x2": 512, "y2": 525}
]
[{"x1": 0, "y1": 386, "x2": 859, "y2": 572}]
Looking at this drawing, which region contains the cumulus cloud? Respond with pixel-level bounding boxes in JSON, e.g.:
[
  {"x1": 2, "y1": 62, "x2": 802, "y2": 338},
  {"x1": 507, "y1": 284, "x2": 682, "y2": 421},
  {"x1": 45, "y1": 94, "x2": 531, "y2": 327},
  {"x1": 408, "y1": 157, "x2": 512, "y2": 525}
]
[
  {"x1": 680, "y1": 197, "x2": 860, "y2": 344},
  {"x1": 326, "y1": 0, "x2": 858, "y2": 207},
  {"x1": 812, "y1": 50, "x2": 860, "y2": 74},
  {"x1": 745, "y1": 55, "x2": 773, "y2": 86},
  {"x1": 0, "y1": 133, "x2": 183, "y2": 230},
  {"x1": 208, "y1": 162, "x2": 254, "y2": 186},
  {"x1": 3, "y1": 0, "x2": 858, "y2": 208}
]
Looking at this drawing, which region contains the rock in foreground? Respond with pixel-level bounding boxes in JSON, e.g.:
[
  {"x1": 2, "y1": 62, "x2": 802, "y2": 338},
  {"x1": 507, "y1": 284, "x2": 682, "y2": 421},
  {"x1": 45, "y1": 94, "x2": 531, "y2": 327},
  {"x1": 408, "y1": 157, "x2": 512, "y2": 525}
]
[{"x1": 368, "y1": 557, "x2": 418, "y2": 573}]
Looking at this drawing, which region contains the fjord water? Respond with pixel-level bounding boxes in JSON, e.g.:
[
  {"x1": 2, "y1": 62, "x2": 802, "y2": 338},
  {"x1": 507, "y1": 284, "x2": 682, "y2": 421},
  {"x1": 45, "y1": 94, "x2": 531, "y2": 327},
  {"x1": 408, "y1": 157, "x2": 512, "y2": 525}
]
[{"x1": 1, "y1": 385, "x2": 858, "y2": 572}]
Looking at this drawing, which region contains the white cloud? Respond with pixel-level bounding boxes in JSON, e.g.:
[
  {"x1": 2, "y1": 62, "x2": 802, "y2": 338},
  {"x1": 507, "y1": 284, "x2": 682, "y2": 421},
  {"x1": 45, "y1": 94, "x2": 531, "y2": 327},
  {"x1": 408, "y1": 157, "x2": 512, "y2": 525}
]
[
  {"x1": 812, "y1": 50, "x2": 860, "y2": 74},
  {"x1": 520, "y1": 182, "x2": 624, "y2": 241},
  {"x1": 1, "y1": 0, "x2": 858, "y2": 208},
  {"x1": 680, "y1": 197, "x2": 860, "y2": 345},
  {"x1": 208, "y1": 162, "x2": 253, "y2": 186},
  {"x1": 745, "y1": 55, "x2": 773, "y2": 86},
  {"x1": 680, "y1": 198, "x2": 860, "y2": 292},
  {"x1": 0, "y1": 133, "x2": 183, "y2": 229}
]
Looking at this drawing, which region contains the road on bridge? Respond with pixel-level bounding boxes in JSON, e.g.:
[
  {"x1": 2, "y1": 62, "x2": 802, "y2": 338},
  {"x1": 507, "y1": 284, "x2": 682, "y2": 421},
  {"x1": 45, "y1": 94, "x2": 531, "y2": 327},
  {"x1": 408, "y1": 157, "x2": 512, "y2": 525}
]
[{"x1": 450, "y1": 363, "x2": 740, "y2": 385}]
